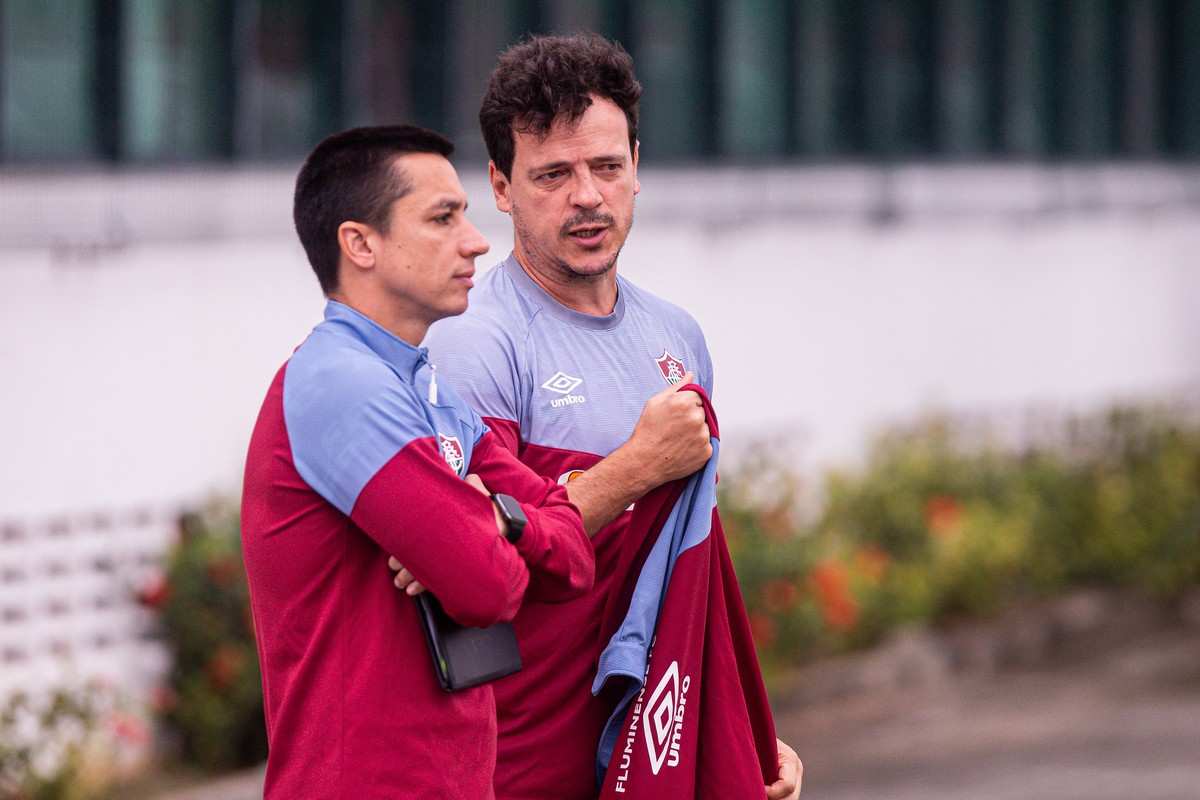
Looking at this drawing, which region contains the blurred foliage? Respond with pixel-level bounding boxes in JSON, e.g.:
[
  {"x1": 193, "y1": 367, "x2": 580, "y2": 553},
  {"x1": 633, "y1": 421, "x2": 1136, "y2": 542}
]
[
  {"x1": 0, "y1": 681, "x2": 145, "y2": 800},
  {"x1": 132, "y1": 404, "x2": 1200, "y2": 771},
  {"x1": 143, "y1": 504, "x2": 267, "y2": 771},
  {"x1": 723, "y1": 406, "x2": 1200, "y2": 674}
]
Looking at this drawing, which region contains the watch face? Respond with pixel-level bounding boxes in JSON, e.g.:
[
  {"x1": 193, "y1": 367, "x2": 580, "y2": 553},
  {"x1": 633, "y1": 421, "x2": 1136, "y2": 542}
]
[
  {"x1": 493, "y1": 494, "x2": 527, "y2": 543},
  {"x1": 496, "y1": 494, "x2": 527, "y2": 526}
]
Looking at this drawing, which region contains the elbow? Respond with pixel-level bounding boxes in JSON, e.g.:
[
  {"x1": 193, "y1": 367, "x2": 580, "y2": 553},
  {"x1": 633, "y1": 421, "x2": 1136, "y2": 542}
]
[
  {"x1": 561, "y1": 555, "x2": 595, "y2": 598},
  {"x1": 525, "y1": 549, "x2": 595, "y2": 603},
  {"x1": 439, "y1": 566, "x2": 526, "y2": 628}
]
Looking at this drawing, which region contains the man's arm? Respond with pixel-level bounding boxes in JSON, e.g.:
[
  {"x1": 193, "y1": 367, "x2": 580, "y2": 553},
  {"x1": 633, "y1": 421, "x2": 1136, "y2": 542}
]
[
  {"x1": 467, "y1": 431, "x2": 595, "y2": 601},
  {"x1": 566, "y1": 372, "x2": 713, "y2": 537},
  {"x1": 392, "y1": 433, "x2": 594, "y2": 603},
  {"x1": 284, "y1": 350, "x2": 537, "y2": 628},
  {"x1": 349, "y1": 438, "x2": 532, "y2": 627}
]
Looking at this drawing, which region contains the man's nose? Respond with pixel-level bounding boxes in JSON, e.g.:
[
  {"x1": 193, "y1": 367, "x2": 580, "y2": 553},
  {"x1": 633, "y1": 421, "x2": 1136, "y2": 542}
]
[
  {"x1": 569, "y1": 172, "x2": 602, "y2": 208},
  {"x1": 461, "y1": 219, "x2": 489, "y2": 257}
]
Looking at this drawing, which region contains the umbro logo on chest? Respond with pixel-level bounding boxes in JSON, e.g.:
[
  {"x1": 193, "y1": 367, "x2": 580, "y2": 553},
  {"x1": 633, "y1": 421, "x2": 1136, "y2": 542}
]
[{"x1": 541, "y1": 371, "x2": 587, "y2": 409}]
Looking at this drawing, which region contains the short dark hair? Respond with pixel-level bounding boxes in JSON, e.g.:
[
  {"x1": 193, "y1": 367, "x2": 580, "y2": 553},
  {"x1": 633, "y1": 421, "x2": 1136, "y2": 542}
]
[
  {"x1": 293, "y1": 125, "x2": 455, "y2": 295},
  {"x1": 479, "y1": 32, "x2": 641, "y2": 179}
]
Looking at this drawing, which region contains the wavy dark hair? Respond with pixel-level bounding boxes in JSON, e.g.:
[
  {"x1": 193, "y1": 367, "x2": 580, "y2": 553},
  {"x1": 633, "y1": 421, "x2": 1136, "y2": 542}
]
[
  {"x1": 479, "y1": 32, "x2": 642, "y2": 179},
  {"x1": 293, "y1": 125, "x2": 454, "y2": 295}
]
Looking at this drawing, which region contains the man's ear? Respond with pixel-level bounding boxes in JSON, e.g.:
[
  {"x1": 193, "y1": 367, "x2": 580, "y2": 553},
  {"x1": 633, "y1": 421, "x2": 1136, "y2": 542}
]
[
  {"x1": 632, "y1": 140, "x2": 640, "y2": 196},
  {"x1": 489, "y1": 161, "x2": 513, "y2": 214},
  {"x1": 338, "y1": 220, "x2": 376, "y2": 270}
]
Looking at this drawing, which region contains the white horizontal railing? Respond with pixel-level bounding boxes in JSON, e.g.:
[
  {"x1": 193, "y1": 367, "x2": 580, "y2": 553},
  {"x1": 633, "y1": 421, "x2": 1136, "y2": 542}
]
[{"x1": 0, "y1": 506, "x2": 178, "y2": 699}]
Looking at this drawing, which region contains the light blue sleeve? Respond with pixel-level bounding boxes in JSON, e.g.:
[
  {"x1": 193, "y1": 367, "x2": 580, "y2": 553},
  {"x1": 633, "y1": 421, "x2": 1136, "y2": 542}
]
[{"x1": 283, "y1": 340, "x2": 431, "y2": 516}]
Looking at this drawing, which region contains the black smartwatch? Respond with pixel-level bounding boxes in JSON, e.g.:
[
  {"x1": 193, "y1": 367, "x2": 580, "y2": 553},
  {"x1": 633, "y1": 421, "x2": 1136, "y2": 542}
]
[{"x1": 490, "y1": 493, "x2": 527, "y2": 544}]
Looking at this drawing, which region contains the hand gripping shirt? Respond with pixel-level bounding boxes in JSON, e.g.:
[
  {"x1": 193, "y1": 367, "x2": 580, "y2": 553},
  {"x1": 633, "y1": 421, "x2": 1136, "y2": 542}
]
[
  {"x1": 592, "y1": 388, "x2": 778, "y2": 799},
  {"x1": 241, "y1": 300, "x2": 592, "y2": 799},
  {"x1": 422, "y1": 255, "x2": 714, "y2": 800}
]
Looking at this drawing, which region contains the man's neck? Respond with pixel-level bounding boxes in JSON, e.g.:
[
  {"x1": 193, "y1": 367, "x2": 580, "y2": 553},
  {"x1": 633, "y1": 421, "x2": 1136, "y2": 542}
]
[
  {"x1": 513, "y1": 253, "x2": 619, "y2": 317},
  {"x1": 327, "y1": 290, "x2": 428, "y2": 346}
]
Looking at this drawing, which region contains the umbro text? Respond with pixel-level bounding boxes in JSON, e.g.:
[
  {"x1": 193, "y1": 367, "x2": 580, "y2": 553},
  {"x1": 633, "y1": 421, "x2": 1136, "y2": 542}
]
[{"x1": 550, "y1": 394, "x2": 586, "y2": 408}]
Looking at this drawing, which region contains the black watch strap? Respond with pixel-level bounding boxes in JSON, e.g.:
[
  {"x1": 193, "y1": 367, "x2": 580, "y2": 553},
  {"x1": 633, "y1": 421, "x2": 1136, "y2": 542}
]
[{"x1": 490, "y1": 493, "x2": 527, "y2": 544}]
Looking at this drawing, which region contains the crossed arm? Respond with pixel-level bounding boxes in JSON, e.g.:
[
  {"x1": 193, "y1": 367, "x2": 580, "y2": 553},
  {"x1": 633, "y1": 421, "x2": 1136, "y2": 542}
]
[{"x1": 390, "y1": 372, "x2": 802, "y2": 797}]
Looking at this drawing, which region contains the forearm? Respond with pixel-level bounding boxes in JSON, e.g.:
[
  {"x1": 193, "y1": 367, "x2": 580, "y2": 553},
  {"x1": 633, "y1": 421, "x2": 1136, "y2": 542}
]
[
  {"x1": 469, "y1": 433, "x2": 594, "y2": 601},
  {"x1": 564, "y1": 442, "x2": 660, "y2": 537},
  {"x1": 566, "y1": 374, "x2": 713, "y2": 537},
  {"x1": 352, "y1": 440, "x2": 530, "y2": 626}
]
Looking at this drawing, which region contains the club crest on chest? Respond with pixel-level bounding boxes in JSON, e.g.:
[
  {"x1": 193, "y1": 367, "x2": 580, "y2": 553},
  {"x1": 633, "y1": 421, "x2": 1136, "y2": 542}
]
[
  {"x1": 655, "y1": 350, "x2": 687, "y2": 385},
  {"x1": 438, "y1": 433, "x2": 465, "y2": 475}
]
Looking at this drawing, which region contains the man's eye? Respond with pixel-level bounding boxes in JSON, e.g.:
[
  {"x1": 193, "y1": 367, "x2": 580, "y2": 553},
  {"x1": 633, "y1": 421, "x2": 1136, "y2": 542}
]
[
  {"x1": 539, "y1": 170, "x2": 564, "y2": 181},
  {"x1": 434, "y1": 214, "x2": 453, "y2": 225}
]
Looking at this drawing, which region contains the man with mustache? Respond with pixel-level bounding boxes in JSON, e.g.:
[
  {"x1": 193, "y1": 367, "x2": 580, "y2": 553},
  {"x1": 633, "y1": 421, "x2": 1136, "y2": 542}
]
[{"x1": 415, "y1": 33, "x2": 803, "y2": 799}]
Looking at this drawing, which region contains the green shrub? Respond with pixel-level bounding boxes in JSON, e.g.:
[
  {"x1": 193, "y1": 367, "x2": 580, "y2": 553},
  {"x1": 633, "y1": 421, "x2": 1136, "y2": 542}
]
[
  {"x1": 723, "y1": 405, "x2": 1200, "y2": 671},
  {"x1": 149, "y1": 504, "x2": 267, "y2": 771},
  {"x1": 0, "y1": 681, "x2": 143, "y2": 800}
]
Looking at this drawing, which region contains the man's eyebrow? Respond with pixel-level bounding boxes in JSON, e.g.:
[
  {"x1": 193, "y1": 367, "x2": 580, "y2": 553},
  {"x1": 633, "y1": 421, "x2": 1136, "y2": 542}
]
[
  {"x1": 527, "y1": 160, "x2": 570, "y2": 177},
  {"x1": 426, "y1": 196, "x2": 466, "y2": 212},
  {"x1": 527, "y1": 154, "x2": 626, "y2": 177}
]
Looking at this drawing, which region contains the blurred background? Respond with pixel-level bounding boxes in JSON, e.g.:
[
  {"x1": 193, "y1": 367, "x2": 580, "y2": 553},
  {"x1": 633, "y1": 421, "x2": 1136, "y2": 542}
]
[{"x1": 1, "y1": 1, "x2": 1198, "y2": 798}]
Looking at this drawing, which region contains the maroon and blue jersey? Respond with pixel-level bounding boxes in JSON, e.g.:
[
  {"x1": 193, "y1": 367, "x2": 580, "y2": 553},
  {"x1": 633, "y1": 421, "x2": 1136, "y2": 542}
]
[
  {"x1": 423, "y1": 256, "x2": 714, "y2": 799},
  {"x1": 242, "y1": 300, "x2": 592, "y2": 798},
  {"x1": 592, "y1": 390, "x2": 778, "y2": 799}
]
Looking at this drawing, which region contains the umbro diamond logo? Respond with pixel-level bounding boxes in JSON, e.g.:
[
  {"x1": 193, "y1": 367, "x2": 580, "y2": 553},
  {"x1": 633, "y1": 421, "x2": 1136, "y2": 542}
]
[
  {"x1": 642, "y1": 660, "x2": 691, "y2": 775},
  {"x1": 540, "y1": 371, "x2": 583, "y2": 394}
]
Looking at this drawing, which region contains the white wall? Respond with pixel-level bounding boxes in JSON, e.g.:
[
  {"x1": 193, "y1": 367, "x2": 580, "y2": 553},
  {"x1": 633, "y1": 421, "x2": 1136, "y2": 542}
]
[
  {"x1": 2, "y1": 162, "x2": 1197, "y2": 698},
  {"x1": 1, "y1": 164, "x2": 1198, "y2": 523}
]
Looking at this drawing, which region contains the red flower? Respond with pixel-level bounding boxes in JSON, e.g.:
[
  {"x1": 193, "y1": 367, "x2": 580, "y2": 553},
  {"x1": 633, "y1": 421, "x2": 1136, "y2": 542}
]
[
  {"x1": 148, "y1": 685, "x2": 178, "y2": 714},
  {"x1": 136, "y1": 573, "x2": 170, "y2": 608},
  {"x1": 854, "y1": 545, "x2": 891, "y2": 583},
  {"x1": 809, "y1": 560, "x2": 861, "y2": 632},
  {"x1": 110, "y1": 713, "x2": 150, "y2": 745},
  {"x1": 924, "y1": 494, "x2": 964, "y2": 537},
  {"x1": 748, "y1": 611, "x2": 777, "y2": 647},
  {"x1": 763, "y1": 579, "x2": 799, "y2": 613},
  {"x1": 205, "y1": 554, "x2": 241, "y2": 587},
  {"x1": 205, "y1": 644, "x2": 245, "y2": 692}
]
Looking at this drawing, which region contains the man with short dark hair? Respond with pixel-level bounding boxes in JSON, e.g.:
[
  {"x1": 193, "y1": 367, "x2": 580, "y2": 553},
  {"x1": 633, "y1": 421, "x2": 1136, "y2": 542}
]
[
  {"x1": 241, "y1": 124, "x2": 593, "y2": 798},
  {"x1": 421, "y1": 34, "x2": 802, "y2": 800}
]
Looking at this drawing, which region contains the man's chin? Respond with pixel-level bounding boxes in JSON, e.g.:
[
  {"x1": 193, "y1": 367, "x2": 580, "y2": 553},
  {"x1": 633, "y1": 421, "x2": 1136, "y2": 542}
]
[{"x1": 559, "y1": 255, "x2": 618, "y2": 281}]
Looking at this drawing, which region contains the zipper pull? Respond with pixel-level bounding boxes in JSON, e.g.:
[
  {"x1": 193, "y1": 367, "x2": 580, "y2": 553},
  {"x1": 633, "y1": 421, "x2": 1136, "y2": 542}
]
[{"x1": 428, "y1": 364, "x2": 439, "y2": 404}]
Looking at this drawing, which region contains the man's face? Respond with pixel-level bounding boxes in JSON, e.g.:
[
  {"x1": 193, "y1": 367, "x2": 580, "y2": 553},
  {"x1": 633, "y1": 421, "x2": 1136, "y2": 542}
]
[
  {"x1": 491, "y1": 96, "x2": 639, "y2": 285},
  {"x1": 372, "y1": 152, "x2": 489, "y2": 330}
]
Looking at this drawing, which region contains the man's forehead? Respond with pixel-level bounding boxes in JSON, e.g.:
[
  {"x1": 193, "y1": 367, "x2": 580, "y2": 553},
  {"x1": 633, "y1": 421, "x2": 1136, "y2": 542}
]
[
  {"x1": 513, "y1": 121, "x2": 630, "y2": 168},
  {"x1": 391, "y1": 152, "x2": 466, "y2": 205},
  {"x1": 513, "y1": 97, "x2": 629, "y2": 154}
]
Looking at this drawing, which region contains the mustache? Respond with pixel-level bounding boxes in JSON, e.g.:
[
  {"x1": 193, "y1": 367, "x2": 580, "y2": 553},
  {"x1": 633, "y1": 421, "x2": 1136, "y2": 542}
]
[{"x1": 559, "y1": 211, "x2": 615, "y2": 236}]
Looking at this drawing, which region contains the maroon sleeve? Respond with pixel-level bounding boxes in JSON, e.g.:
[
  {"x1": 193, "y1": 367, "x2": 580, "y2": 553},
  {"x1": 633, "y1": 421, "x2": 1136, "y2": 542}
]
[
  {"x1": 468, "y1": 430, "x2": 594, "y2": 602},
  {"x1": 350, "y1": 437, "x2": 530, "y2": 627},
  {"x1": 482, "y1": 416, "x2": 522, "y2": 457}
]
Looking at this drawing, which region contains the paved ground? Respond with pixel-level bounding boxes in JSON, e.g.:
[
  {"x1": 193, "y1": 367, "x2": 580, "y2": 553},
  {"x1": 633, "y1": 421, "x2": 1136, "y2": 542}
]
[
  {"x1": 774, "y1": 604, "x2": 1200, "y2": 800},
  {"x1": 148, "y1": 595, "x2": 1200, "y2": 800}
]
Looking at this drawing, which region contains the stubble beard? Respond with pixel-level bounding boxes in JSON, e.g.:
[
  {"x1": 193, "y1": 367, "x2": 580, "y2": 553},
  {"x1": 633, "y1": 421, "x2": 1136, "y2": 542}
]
[{"x1": 511, "y1": 202, "x2": 631, "y2": 286}]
